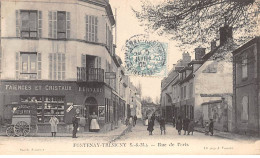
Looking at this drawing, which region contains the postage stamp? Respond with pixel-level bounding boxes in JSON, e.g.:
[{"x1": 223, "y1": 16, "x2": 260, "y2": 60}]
[{"x1": 124, "y1": 34, "x2": 168, "y2": 77}]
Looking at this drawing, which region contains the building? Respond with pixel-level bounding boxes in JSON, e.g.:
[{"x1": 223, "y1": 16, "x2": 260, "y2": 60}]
[
  {"x1": 160, "y1": 26, "x2": 235, "y2": 133},
  {"x1": 160, "y1": 52, "x2": 190, "y2": 122},
  {"x1": 232, "y1": 37, "x2": 260, "y2": 136},
  {"x1": 0, "y1": 0, "x2": 131, "y2": 133}
]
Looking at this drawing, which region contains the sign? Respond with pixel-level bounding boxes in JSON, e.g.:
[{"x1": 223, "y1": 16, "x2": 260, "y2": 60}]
[
  {"x1": 66, "y1": 105, "x2": 74, "y2": 112},
  {"x1": 98, "y1": 106, "x2": 105, "y2": 120},
  {"x1": 105, "y1": 72, "x2": 116, "y2": 79}
]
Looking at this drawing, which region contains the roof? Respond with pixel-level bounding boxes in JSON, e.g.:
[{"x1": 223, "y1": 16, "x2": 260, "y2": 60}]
[
  {"x1": 232, "y1": 36, "x2": 260, "y2": 55},
  {"x1": 179, "y1": 66, "x2": 192, "y2": 73},
  {"x1": 179, "y1": 73, "x2": 194, "y2": 84},
  {"x1": 188, "y1": 60, "x2": 204, "y2": 66},
  {"x1": 79, "y1": 0, "x2": 115, "y2": 26}
]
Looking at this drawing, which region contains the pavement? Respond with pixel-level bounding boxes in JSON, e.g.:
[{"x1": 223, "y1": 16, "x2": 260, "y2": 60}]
[
  {"x1": 193, "y1": 126, "x2": 259, "y2": 142},
  {"x1": 0, "y1": 123, "x2": 129, "y2": 142}
]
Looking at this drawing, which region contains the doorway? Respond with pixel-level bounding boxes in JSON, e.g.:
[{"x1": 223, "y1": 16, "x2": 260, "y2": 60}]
[{"x1": 84, "y1": 97, "x2": 98, "y2": 131}]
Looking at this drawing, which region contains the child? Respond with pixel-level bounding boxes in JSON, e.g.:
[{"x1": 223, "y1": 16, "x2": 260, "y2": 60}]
[{"x1": 204, "y1": 122, "x2": 209, "y2": 135}]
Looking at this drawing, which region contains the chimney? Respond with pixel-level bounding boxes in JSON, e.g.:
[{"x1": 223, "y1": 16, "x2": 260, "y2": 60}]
[
  {"x1": 195, "y1": 48, "x2": 206, "y2": 60},
  {"x1": 181, "y1": 52, "x2": 191, "y2": 66},
  {"x1": 211, "y1": 40, "x2": 217, "y2": 51},
  {"x1": 172, "y1": 64, "x2": 176, "y2": 70},
  {"x1": 220, "y1": 25, "x2": 233, "y2": 45}
]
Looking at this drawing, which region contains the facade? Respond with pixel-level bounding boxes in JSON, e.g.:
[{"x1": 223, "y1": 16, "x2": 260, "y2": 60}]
[
  {"x1": 160, "y1": 26, "x2": 235, "y2": 132},
  {"x1": 232, "y1": 37, "x2": 260, "y2": 136},
  {"x1": 160, "y1": 52, "x2": 190, "y2": 122},
  {"x1": 0, "y1": 0, "x2": 135, "y2": 133}
]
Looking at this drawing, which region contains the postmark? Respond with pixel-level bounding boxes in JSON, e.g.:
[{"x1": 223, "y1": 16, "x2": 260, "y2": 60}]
[{"x1": 124, "y1": 34, "x2": 168, "y2": 77}]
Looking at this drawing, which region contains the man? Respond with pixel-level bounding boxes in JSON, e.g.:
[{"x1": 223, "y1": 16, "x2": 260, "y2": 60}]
[
  {"x1": 183, "y1": 116, "x2": 190, "y2": 135},
  {"x1": 133, "y1": 115, "x2": 137, "y2": 127},
  {"x1": 72, "y1": 114, "x2": 79, "y2": 138},
  {"x1": 159, "y1": 117, "x2": 166, "y2": 135},
  {"x1": 172, "y1": 116, "x2": 176, "y2": 127},
  {"x1": 209, "y1": 119, "x2": 214, "y2": 136}
]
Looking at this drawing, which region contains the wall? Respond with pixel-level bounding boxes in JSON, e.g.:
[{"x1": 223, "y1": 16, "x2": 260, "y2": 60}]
[{"x1": 194, "y1": 60, "x2": 233, "y2": 123}]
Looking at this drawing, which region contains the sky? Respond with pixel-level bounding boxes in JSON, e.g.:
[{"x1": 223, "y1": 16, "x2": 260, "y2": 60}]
[{"x1": 109, "y1": 0, "x2": 194, "y2": 102}]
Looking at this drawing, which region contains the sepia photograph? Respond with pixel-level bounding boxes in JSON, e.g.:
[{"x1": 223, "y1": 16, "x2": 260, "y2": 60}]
[{"x1": 0, "y1": 0, "x2": 259, "y2": 155}]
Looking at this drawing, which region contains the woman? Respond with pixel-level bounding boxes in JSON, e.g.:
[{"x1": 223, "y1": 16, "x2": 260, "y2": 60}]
[
  {"x1": 147, "y1": 119, "x2": 154, "y2": 135},
  {"x1": 188, "y1": 119, "x2": 195, "y2": 135},
  {"x1": 176, "y1": 117, "x2": 183, "y2": 135},
  {"x1": 90, "y1": 112, "x2": 100, "y2": 132},
  {"x1": 49, "y1": 115, "x2": 59, "y2": 137}
]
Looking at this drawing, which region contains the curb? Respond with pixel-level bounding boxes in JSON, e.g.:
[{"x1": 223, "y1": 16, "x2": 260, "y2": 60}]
[{"x1": 109, "y1": 126, "x2": 131, "y2": 143}]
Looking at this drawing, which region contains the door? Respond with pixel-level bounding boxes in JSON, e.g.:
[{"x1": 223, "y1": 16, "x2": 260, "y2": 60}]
[{"x1": 84, "y1": 97, "x2": 98, "y2": 131}]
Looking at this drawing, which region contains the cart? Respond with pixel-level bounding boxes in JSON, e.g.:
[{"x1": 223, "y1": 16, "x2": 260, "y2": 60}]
[{"x1": 5, "y1": 104, "x2": 38, "y2": 137}]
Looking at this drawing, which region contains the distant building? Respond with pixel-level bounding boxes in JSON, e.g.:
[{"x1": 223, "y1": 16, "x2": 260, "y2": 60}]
[{"x1": 232, "y1": 37, "x2": 260, "y2": 136}]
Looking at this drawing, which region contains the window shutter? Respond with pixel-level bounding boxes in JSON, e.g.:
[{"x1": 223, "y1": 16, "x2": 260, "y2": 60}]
[
  {"x1": 37, "y1": 52, "x2": 42, "y2": 79},
  {"x1": 98, "y1": 57, "x2": 101, "y2": 69},
  {"x1": 48, "y1": 11, "x2": 53, "y2": 38},
  {"x1": 81, "y1": 54, "x2": 86, "y2": 67},
  {"x1": 15, "y1": 52, "x2": 20, "y2": 79},
  {"x1": 62, "y1": 53, "x2": 66, "y2": 79},
  {"x1": 49, "y1": 53, "x2": 53, "y2": 79},
  {"x1": 38, "y1": 11, "x2": 42, "y2": 38},
  {"x1": 0, "y1": 48, "x2": 2, "y2": 74},
  {"x1": 66, "y1": 12, "x2": 70, "y2": 39},
  {"x1": 85, "y1": 15, "x2": 89, "y2": 41},
  {"x1": 16, "y1": 10, "x2": 20, "y2": 37},
  {"x1": 53, "y1": 11, "x2": 57, "y2": 39},
  {"x1": 95, "y1": 16, "x2": 98, "y2": 42}
]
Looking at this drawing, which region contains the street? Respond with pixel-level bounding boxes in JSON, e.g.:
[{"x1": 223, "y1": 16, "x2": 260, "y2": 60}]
[{"x1": 0, "y1": 121, "x2": 259, "y2": 155}]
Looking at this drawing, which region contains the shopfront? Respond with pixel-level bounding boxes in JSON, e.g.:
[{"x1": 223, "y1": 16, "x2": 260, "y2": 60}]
[{"x1": 0, "y1": 80, "x2": 113, "y2": 133}]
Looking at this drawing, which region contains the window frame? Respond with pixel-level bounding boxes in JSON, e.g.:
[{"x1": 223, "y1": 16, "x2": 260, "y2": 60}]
[
  {"x1": 20, "y1": 52, "x2": 38, "y2": 79},
  {"x1": 241, "y1": 95, "x2": 249, "y2": 121},
  {"x1": 20, "y1": 10, "x2": 38, "y2": 39},
  {"x1": 241, "y1": 54, "x2": 248, "y2": 80}
]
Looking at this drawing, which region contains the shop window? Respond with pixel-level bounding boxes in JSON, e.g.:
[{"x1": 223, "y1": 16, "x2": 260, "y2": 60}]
[
  {"x1": 241, "y1": 96, "x2": 249, "y2": 121},
  {"x1": 20, "y1": 96, "x2": 65, "y2": 123},
  {"x1": 242, "y1": 55, "x2": 248, "y2": 79},
  {"x1": 49, "y1": 53, "x2": 66, "y2": 80},
  {"x1": 86, "y1": 15, "x2": 98, "y2": 42}
]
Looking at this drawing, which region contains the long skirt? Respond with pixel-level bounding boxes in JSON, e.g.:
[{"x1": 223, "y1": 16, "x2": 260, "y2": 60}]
[
  {"x1": 51, "y1": 125, "x2": 58, "y2": 132},
  {"x1": 90, "y1": 119, "x2": 100, "y2": 130}
]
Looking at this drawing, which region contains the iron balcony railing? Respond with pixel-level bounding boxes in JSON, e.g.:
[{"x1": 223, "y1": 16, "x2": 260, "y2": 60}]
[{"x1": 77, "y1": 67, "x2": 104, "y2": 82}]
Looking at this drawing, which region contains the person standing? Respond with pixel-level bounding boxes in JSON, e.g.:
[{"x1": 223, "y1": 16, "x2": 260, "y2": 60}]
[
  {"x1": 90, "y1": 112, "x2": 100, "y2": 132},
  {"x1": 183, "y1": 117, "x2": 190, "y2": 135},
  {"x1": 133, "y1": 115, "x2": 137, "y2": 127},
  {"x1": 72, "y1": 114, "x2": 79, "y2": 138},
  {"x1": 209, "y1": 119, "x2": 214, "y2": 136},
  {"x1": 49, "y1": 115, "x2": 59, "y2": 137},
  {"x1": 172, "y1": 116, "x2": 176, "y2": 127},
  {"x1": 128, "y1": 116, "x2": 133, "y2": 132},
  {"x1": 151, "y1": 114, "x2": 156, "y2": 124},
  {"x1": 147, "y1": 119, "x2": 154, "y2": 135},
  {"x1": 159, "y1": 117, "x2": 166, "y2": 135},
  {"x1": 188, "y1": 119, "x2": 195, "y2": 135},
  {"x1": 176, "y1": 117, "x2": 182, "y2": 135}
]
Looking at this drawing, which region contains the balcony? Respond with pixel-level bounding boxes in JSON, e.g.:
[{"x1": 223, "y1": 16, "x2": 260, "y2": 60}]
[{"x1": 77, "y1": 67, "x2": 104, "y2": 82}]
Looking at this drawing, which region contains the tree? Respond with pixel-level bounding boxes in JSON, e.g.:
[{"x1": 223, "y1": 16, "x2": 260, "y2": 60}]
[
  {"x1": 141, "y1": 96, "x2": 153, "y2": 104},
  {"x1": 133, "y1": 0, "x2": 259, "y2": 51}
]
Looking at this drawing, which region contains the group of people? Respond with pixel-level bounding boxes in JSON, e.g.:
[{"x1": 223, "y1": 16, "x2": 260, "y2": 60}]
[
  {"x1": 125, "y1": 115, "x2": 138, "y2": 132},
  {"x1": 146, "y1": 114, "x2": 167, "y2": 135},
  {"x1": 49, "y1": 111, "x2": 100, "y2": 138},
  {"x1": 175, "y1": 116, "x2": 195, "y2": 135}
]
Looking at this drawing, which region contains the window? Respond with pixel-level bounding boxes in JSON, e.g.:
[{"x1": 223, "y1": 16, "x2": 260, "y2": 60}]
[
  {"x1": 57, "y1": 11, "x2": 66, "y2": 39},
  {"x1": 184, "y1": 86, "x2": 186, "y2": 99},
  {"x1": 20, "y1": 10, "x2": 37, "y2": 38},
  {"x1": 49, "y1": 53, "x2": 66, "y2": 80},
  {"x1": 19, "y1": 52, "x2": 40, "y2": 79},
  {"x1": 49, "y1": 11, "x2": 70, "y2": 39},
  {"x1": 241, "y1": 96, "x2": 249, "y2": 121},
  {"x1": 242, "y1": 55, "x2": 248, "y2": 79},
  {"x1": 86, "y1": 15, "x2": 98, "y2": 42},
  {"x1": 189, "y1": 83, "x2": 193, "y2": 98},
  {"x1": 0, "y1": 49, "x2": 2, "y2": 78}
]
